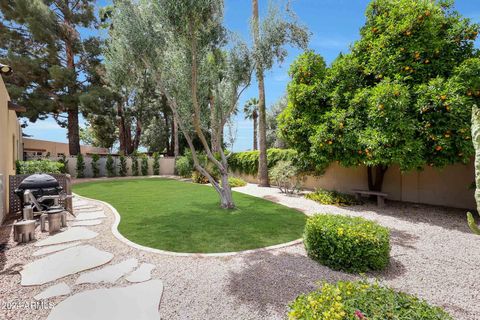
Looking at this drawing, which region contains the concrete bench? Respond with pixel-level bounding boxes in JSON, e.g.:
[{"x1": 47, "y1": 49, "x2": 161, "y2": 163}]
[{"x1": 352, "y1": 189, "x2": 388, "y2": 207}]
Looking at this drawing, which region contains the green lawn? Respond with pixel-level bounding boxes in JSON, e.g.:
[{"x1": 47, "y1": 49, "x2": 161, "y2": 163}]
[{"x1": 73, "y1": 178, "x2": 306, "y2": 253}]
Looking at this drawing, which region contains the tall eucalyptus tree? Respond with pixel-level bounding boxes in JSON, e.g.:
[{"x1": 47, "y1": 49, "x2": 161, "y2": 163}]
[{"x1": 105, "y1": 0, "x2": 252, "y2": 208}]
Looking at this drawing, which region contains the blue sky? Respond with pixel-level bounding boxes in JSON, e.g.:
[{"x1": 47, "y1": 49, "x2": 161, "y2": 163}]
[{"x1": 23, "y1": 0, "x2": 480, "y2": 152}]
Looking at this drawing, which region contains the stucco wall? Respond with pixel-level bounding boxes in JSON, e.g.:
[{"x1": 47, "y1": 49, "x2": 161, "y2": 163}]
[
  {"x1": 233, "y1": 160, "x2": 475, "y2": 210},
  {"x1": 23, "y1": 138, "x2": 109, "y2": 157},
  {"x1": 64, "y1": 156, "x2": 176, "y2": 178},
  {"x1": 0, "y1": 75, "x2": 22, "y2": 223}
]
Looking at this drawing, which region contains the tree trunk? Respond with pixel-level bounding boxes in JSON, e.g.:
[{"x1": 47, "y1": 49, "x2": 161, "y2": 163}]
[
  {"x1": 219, "y1": 170, "x2": 235, "y2": 209},
  {"x1": 253, "y1": 112, "x2": 258, "y2": 150},
  {"x1": 117, "y1": 102, "x2": 127, "y2": 155},
  {"x1": 64, "y1": 20, "x2": 80, "y2": 155},
  {"x1": 367, "y1": 165, "x2": 388, "y2": 192},
  {"x1": 173, "y1": 117, "x2": 179, "y2": 157},
  {"x1": 252, "y1": 0, "x2": 269, "y2": 187},
  {"x1": 67, "y1": 108, "x2": 81, "y2": 155}
]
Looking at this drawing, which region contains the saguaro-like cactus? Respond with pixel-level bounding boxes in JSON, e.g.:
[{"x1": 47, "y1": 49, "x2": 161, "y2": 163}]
[{"x1": 468, "y1": 105, "x2": 480, "y2": 235}]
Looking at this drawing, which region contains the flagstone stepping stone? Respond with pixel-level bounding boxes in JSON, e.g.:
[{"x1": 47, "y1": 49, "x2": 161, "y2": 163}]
[
  {"x1": 76, "y1": 258, "x2": 138, "y2": 285},
  {"x1": 34, "y1": 227, "x2": 98, "y2": 247},
  {"x1": 34, "y1": 283, "x2": 71, "y2": 300},
  {"x1": 70, "y1": 219, "x2": 103, "y2": 227},
  {"x1": 21, "y1": 245, "x2": 113, "y2": 286},
  {"x1": 126, "y1": 263, "x2": 156, "y2": 283},
  {"x1": 33, "y1": 242, "x2": 81, "y2": 257},
  {"x1": 74, "y1": 211, "x2": 106, "y2": 221},
  {"x1": 46, "y1": 280, "x2": 163, "y2": 320}
]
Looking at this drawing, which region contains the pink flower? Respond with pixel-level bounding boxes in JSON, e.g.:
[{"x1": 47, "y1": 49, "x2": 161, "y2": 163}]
[{"x1": 354, "y1": 310, "x2": 365, "y2": 319}]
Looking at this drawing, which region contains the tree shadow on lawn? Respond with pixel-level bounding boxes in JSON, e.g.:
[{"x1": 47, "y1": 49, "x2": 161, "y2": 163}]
[{"x1": 225, "y1": 250, "x2": 407, "y2": 317}]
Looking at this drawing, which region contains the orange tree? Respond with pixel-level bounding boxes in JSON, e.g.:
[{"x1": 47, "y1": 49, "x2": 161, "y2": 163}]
[{"x1": 279, "y1": 0, "x2": 480, "y2": 191}]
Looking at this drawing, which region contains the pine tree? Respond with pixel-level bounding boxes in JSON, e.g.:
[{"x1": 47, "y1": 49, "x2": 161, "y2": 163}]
[{"x1": 0, "y1": 0, "x2": 106, "y2": 155}]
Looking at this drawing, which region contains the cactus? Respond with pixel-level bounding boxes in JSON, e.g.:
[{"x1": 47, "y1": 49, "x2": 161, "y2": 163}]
[{"x1": 468, "y1": 105, "x2": 480, "y2": 234}]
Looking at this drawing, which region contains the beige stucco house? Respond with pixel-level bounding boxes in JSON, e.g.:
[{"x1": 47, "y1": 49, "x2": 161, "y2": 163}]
[
  {"x1": 23, "y1": 138, "x2": 109, "y2": 158},
  {"x1": 0, "y1": 70, "x2": 23, "y2": 223}
]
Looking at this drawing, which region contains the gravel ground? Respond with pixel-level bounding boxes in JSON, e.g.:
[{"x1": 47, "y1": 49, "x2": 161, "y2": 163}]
[{"x1": 0, "y1": 181, "x2": 479, "y2": 320}]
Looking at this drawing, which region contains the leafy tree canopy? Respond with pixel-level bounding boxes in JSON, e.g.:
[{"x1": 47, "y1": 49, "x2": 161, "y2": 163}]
[{"x1": 279, "y1": 0, "x2": 480, "y2": 190}]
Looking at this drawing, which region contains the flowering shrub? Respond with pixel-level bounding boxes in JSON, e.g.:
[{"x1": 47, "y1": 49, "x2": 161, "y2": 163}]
[
  {"x1": 306, "y1": 189, "x2": 360, "y2": 206},
  {"x1": 304, "y1": 214, "x2": 390, "y2": 272},
  {"x1": 288, "y1": 280, "x2": 452, "y2": 320}
]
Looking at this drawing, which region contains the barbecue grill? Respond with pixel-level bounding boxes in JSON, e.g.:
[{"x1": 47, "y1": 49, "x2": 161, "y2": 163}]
[{"x1": 14, "y1": 174, "x2": 69, "y2": 218}]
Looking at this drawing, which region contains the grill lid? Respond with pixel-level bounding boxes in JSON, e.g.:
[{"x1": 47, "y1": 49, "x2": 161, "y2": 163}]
[{"x1": 18, "y1": 174, "x2": 60, "y2": 189}]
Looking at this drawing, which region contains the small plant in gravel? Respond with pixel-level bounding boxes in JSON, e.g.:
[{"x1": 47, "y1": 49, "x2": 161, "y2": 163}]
[
  {"x1": 141, "y1": 154, "x2": 149, "y2": 176},
  {"x1": 288, "y1": 280, "x2": 452, "y2": 320},
  {"x1": 76, "y1": 154, "x2": 85, "y2": 178},
  {"x1": 227, "y1": 177, "x2": 247, "y2": 188},
  {"x1": 153, "y1": 152, "x2": 160, "y2": 175},
  {"x1": 306, "y1": 189, "x2": 361, "y2": 206},
  {"x1": 91, "y1": 154, "x2": 100, "y2": 178},
  {"x1": 269, "y1": 160, "x2": 302, "y2": 194},
  {"x1": 304, "y1": 214, "x2": 390, "y2": 273},
  {"x1": 106, "y1": 154, "x2": 116, "y2": 177},
  {"x1": 119, "y1": 155, "x2": 127, "y2": 177},
  {"x1": 192, "y1": 170, "x2": 210, "y2": 184}
]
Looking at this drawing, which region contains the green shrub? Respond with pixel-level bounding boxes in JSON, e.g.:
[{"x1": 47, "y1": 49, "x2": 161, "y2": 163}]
[
  {"x1": 131, "y1": 153, "x2": 139, "y2": 176},
  {"x1": 106, "y1": 154, "x2": 116, "y2": 177},
  {"x1": 304, "y1": 214, "x2": 390, "y2": 273},
  {"x1": 57, "y1": 155, "x2": 69, "y2": 174},
  {"x1": 153, "y1": 152, "x2": 160, "y2": 175},
  {"x1": 119, "y1": 155, "x2": 127, "y2": 177},
  {"x1": 227, "y1": 176, "x2": 247, "y2": 188},
  {"x1": 228, "y1": 148, "x2": 297, "y2": 175},
  {"x1": 288, "y1": 280, "x2": 452, "y2": 320},
  {"x1": 306, "y1": 189, "x2": 361, "y2": 206},
  {"x1": 141, "y1": 155, "x2": 149, "y2": 176},
  {"x1": 76, "y1": 154, "x2": 85, "y2": 178},
  {"x1": 91, "y1": 154, "x2": 100, "y2": 178},
  {"x1": 16, "y1": 160, "x2": 64, "y2": 174},
  {"x1": 192, "y1": 170, "x2": 210, "y2": 184},
  {"x1": 269, "y1": 160, "x2": 302, "y2": 194},
  {"x1": 176, "y1": 155, "x2": 193, "y2": 177}
]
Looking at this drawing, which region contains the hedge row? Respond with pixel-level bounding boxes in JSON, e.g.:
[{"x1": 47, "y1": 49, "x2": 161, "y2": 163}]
[{"x1": 228, "y1": 148, "x2": 297, "y2": 175}]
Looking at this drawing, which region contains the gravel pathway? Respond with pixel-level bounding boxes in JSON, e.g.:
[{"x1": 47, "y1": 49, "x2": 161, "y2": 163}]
[{"x1": 0, "y1": 181, "x2": 479, "y2": 319}]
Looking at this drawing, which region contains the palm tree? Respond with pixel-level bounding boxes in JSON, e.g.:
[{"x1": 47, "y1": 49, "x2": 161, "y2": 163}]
[
  {"x1": 251, "y1": 0, "x2": 269, "y2": 186},
  {"x1": 244, "y1": 98, "x2": 259, "y2": 150}
]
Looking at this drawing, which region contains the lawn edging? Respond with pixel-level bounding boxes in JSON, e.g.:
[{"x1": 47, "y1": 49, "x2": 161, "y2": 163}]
[{"x1": 73, "y1": 193, "x2": 304, "y2": 257}]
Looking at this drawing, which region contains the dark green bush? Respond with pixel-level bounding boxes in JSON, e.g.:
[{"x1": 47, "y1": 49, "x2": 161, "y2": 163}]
[
  {"x1": 119, "y1": 155, "x2": 127, "y2": 177},
  {"x1": 16, "y1": 160, "x2": 64, "y2": 174},
  {"x1": 228, "y1": 148, "x2": 297, "y2": 175},
  {"x1": 288, "y1": 280, "x2": 452, "y2": 320},
  {"x1": 91, "y1": 154, "x2": 100, "y2": 178},
  {"x1": 304, "y1": 214, "x2": 390, "y2": 273},
  {"x1": 153, "y1": 152, "x2": 160, "y2": 175},
  {"x1": 141, "y1": 155, "x2": 149, "y2": 176},
  {"x1": 306, "y1": 189, "x2": 361, "y2": 206},
  {"x1": 131, "y1": 153, "x2": 139, "y2": 176},
  {"x1": 106, "y1": 154, "x2": 116, "y2": 177},
  {"x1": 76, "y1": 154, "x2": 85, "y2": 178}
]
